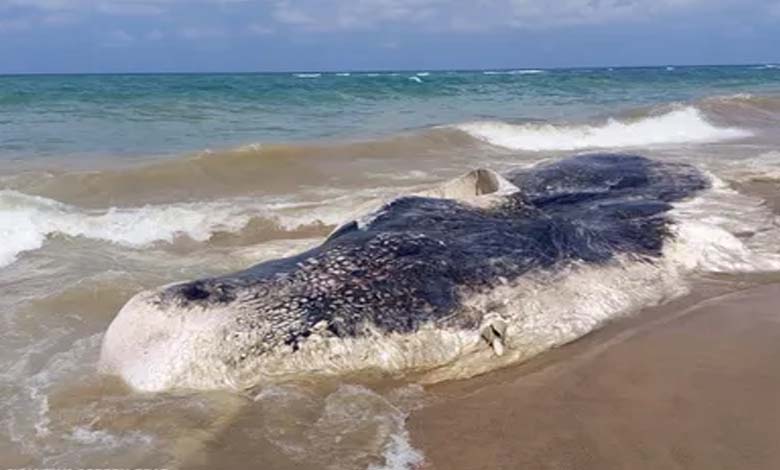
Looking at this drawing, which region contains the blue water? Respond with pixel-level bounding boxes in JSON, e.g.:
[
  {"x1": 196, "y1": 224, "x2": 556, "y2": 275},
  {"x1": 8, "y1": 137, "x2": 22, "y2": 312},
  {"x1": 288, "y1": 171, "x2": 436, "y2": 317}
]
[{"x1": 1, "y1": 65, "x2": 779, "y2": 160}]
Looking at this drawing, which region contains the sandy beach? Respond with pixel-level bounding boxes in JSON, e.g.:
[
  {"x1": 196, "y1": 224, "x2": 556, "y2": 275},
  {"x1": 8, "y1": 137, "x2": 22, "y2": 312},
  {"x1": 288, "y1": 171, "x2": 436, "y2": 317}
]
[{"x1": 410, "y1": 281, "x2": 780, "y2": 469}]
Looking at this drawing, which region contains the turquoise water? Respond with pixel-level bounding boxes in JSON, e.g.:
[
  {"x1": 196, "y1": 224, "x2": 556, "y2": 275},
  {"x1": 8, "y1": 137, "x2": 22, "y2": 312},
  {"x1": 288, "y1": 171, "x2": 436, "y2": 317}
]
[{"x1": 2, "y1": 65, "x2": 779, "y2": 159}]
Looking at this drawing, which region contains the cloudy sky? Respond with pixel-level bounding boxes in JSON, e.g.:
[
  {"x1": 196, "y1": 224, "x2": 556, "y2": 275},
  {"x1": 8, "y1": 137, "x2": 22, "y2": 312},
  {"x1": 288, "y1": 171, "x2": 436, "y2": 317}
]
[{"x1": 1, "y1": 0, "x2": 779, "y2": 73}]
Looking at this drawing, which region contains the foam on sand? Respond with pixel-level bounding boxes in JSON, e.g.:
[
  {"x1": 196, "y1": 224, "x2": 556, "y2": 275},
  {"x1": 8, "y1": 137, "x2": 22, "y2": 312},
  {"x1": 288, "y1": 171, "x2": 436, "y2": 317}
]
[{"x1": 253, "y1": 383, "x2": 425, "y2": 470}]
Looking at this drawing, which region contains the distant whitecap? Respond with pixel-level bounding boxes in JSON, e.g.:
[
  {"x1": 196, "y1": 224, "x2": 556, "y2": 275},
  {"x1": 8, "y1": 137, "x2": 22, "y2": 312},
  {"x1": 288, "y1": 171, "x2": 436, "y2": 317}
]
[{"x1": 483, "y1": 69, "x2": 544, "y2": 75}]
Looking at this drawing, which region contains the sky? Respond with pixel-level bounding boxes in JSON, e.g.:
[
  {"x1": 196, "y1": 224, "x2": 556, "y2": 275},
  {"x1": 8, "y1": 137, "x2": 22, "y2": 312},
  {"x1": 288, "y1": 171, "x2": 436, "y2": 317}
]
[{"x1": 0, "y1": 0, "x2": 779, "y2": 73}]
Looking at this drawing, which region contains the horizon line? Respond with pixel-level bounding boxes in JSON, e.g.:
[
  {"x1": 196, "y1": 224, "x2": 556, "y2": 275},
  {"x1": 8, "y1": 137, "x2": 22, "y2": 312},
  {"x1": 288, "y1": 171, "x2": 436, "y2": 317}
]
[{"x1": 1, "y1": 62, "x2": 777, "y2": 77}]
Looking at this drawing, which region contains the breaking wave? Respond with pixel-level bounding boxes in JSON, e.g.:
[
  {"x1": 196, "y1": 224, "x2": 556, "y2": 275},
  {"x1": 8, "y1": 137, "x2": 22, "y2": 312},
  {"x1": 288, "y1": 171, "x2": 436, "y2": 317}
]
[
  {"x1": 455, "y1": 107, "x2": 751, "y2": 151},
  {"x1": 9, "y1": 94, "x2": 778, "y2": 208},
  {"x1": 0, "y1": 191, "x2": 355, "y2": 268}
]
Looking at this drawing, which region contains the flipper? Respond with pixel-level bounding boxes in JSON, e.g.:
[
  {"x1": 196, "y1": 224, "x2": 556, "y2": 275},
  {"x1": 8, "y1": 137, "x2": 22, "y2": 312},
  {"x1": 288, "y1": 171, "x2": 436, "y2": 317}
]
[{"x1": 481, "y1": 320, "x2": 507, "y2": 357}]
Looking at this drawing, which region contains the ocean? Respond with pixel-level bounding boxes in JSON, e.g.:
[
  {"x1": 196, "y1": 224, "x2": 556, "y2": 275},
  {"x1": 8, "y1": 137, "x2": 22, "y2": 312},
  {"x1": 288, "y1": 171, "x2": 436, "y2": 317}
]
[{"x1": 2, "y1": 65, "x2": 780, "y2": 468}]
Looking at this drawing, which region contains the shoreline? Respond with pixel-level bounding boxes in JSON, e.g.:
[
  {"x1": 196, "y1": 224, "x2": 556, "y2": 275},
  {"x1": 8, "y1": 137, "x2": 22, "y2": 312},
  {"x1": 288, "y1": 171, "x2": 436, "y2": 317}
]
[{"x1": 409, "y1": 282, "x2": 780, "y2": 470}]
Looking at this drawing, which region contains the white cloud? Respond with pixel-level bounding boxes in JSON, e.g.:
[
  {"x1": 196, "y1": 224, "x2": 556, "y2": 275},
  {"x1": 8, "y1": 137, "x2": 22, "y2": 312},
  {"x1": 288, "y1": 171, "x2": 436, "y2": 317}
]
[
  {"x1": 271, "y1": 0, "x2": 447, "y2": 31},
  {"x1": 5, "y1": 0, "x2": 88, "y2": 11},
  {"x1": 503, "y1": 0, "x2": 707, "y2": 28},
  {"x1": 41, "y1": 12, "x2": 80, "y2": 24},
  {"x1": 145, "y1": 28, "x2": 164, "y2": 39},
  {"x1": 102, "y1": 28, "x2": 135, "y2": 46},
  {"x1": 3, "y1": 0, "x2": 253, "y2": 12},
  {"x1": 247, "y1": 22, "x2": 275, "y2": 34},
  {"x1": 0, "y1": 0, "x2": 767, "y2": 36},
  {"x1": 0, "y1": 18, "x2": 31, "y2": 32},
  {"x1": 381, "y1": 39, "x2": 400, "y2": 48},
  {"x1": 262, "y1": 0, "x2": 717, "y2": 32},
  {"x1": 98, "y1": 2, "x2": 165, "y2": 15},
  {"x1": 273, "y1": 2, "x2": 318, "y2": 26},
  {"x1": 178, "y1": 26, "x2": 226, "y2": 39}
]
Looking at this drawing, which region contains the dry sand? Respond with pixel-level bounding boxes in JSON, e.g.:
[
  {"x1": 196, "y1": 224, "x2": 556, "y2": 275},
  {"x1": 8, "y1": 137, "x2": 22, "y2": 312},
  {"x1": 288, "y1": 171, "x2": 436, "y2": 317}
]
[{"x1": 410, "y1": 283, "x2": 780, "y2": 470}]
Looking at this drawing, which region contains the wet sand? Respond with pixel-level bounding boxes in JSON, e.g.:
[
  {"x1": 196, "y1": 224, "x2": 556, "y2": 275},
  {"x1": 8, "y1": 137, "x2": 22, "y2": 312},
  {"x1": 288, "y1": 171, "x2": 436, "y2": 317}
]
[{"x1": 410, "y1": 283, "x2": 780, "y2": 470}]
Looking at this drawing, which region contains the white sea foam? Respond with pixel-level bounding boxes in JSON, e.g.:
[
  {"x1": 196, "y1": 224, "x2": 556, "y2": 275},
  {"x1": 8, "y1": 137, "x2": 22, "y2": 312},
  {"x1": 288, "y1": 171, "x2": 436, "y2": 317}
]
[
  {"x1": 253, "y1": 383, "x2": 424, "y2": 470},
  {"x1": 717, "y1": 151, "x2": 780, "y2": 182},
  {"x1": 483, "y1": 69, "x2": 545, "y2": 75},
  {"x1": 294, "y1": 73, "x2": 321, "y2": 78},
  {"x1": 669, "y1": 175, "x2": 780, "y2": 270},
  {"x1": 0, "y1": 191, "x2": 248, "y2": 267},
  {"x1": 3, "y1": 333, "x2": 124, "y2": 462},
  {"x1": 0, "y1": 191, "x2": 362, "y2": 268},
  {"x1": 69, "y1": 426, "x2": 154, "y2": 448},
  {"x1": 456, "y1": 107, "x2": 751, "y2": 151},
  {"x1": 408, "y1": 76, "x2": 422, "y2": 83},
  {"x1": 236, "y1": 142, "x2": 264, "y2": 151},
  {"x1": 369, "y1": 428, "x2": 424, "y2": 470}
]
